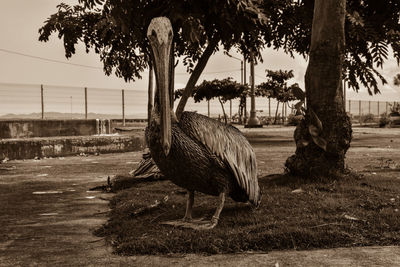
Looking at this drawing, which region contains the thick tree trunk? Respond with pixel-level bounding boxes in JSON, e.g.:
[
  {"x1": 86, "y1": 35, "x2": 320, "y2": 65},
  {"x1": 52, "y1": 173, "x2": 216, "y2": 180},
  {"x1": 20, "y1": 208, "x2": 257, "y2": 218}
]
[
  {"x1": 175, "y1": 39, "x2": 218, "y2": 119},
  {"x1": 147, "y1": 64, "x2": 153, "y2": 126},
  {"x1": 285, "y1": 0, "x2": 352, "y2": 178}
]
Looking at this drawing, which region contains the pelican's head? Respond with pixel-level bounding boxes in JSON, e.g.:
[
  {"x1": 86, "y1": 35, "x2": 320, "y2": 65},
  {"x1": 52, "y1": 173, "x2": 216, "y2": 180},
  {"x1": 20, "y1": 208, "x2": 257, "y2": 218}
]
[{"x1": 147, "y1": 17, "x2": 173, "y2": 156}]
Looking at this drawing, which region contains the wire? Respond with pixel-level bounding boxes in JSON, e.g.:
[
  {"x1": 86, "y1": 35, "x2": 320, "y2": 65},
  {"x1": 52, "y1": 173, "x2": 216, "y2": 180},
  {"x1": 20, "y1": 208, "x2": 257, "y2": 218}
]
[
  {"x1": 0, "y1": 48, "x2": 243, "y2": 76},
  {"x1": 176, "y1": 69, "x2": 241, "y2": 75},
  {"x1": 0, "y1": 48, "x2": 103, "y2": 70}
]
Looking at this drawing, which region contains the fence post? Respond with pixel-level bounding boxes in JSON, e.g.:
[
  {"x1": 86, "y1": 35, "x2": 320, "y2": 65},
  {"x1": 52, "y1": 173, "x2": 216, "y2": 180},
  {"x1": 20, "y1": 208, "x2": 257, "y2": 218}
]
[
  {"x1": 359, "y1": 100, "x2": 362, "y2": 125},
  {"x1": 368, "y1": 101, "x2": 371, "y2": 114},
  {"x1": 84, "y1": 87, "x2": 88, "y2": 119},
  {"x1": 386, "y1": 102, "x2": 388, "y2": 114},
  {"x1": 41, "y1": 84, "x2": 44, "y2": 119},
  {"x1": 122, "y1": 89, "x2": 125, "y2": 126},
  {"x1": 377, "y1": 101, "x2": 380, "y2": 117},
  {"x1": 348, "y1": 100, "x2": 351, "y2": 116},
  {"x1": 207, "y1": 100, "x2": 210, "y2": 117}
]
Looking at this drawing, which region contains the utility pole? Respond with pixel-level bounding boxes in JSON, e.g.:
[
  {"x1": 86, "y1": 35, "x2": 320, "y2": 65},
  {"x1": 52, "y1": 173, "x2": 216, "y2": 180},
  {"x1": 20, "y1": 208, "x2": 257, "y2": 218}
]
[
  {"x1": 226, "y1": 53, "x2": 244, "y2": 123},
  {"x1": 245, "y1": 51, "x2": 261, "y2": 128}
]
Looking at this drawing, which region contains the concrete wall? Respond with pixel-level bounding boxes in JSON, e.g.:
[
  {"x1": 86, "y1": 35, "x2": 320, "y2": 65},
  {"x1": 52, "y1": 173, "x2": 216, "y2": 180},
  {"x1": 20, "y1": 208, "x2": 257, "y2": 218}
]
[
  {"x1": 0, "y1": 133, "x2": 145, "y2": 160},
  {"x1": 0, "y1": 119, "x2": 111, "y2": 139}
]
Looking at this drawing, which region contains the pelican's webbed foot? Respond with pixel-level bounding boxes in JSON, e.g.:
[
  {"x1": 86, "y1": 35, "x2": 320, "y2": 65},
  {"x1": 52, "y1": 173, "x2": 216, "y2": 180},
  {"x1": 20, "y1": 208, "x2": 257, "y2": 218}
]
[{"x1": 161, "y1": 192, "x2": 225, "y2": 230}]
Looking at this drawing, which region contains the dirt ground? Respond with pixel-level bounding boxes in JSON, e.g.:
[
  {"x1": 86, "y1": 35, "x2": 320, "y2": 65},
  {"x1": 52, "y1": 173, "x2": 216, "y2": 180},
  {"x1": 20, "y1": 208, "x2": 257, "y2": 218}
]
[{"x1": 1, "y1": 126, "x2": 400, "y2": 266}]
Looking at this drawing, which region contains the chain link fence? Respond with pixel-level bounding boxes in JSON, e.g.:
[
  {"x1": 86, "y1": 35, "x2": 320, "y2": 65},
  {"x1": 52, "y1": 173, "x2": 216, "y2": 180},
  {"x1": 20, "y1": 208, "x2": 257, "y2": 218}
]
[{"x1": 0, "y1": 83, "x2": 398, "y2": 125}]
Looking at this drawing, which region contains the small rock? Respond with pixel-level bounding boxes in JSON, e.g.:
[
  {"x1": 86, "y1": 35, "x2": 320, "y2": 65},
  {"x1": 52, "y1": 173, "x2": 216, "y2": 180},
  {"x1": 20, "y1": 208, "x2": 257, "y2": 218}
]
[
  {"x1": 33, "y1": 191, "x2": 62, "y2": 194},
  {"x1": 2, "y1": 157, "x2": 9, "y2": 163},
  {"x1": 390, "y1": 198, "x2": 396, "y2": 202},
  {"x1": 291, "y1": 188, "x2": 304, "y2": 193},
  {"x1": 344, "y1": 214, "x2": 359, "y2": 221}
]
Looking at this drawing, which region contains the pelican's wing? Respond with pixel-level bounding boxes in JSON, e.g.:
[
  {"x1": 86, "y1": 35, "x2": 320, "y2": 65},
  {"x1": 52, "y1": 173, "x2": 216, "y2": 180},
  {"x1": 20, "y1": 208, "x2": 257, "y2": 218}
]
[{"x1": 179, "y1": 112, "x2": 261, "y2": 206}]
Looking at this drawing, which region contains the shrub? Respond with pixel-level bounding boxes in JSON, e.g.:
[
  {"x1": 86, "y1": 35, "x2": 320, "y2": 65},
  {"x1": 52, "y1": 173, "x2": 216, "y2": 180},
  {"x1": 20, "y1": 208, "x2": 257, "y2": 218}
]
[
  {"x1": 287, "y1": 113, "x2": 304, "y2": 126},
  {"x1": 379, "y1": 113, "x2": 390, "y2": 127},
  {"x1": 360, "y1": 113, "x2": 376, "y2": 123}
]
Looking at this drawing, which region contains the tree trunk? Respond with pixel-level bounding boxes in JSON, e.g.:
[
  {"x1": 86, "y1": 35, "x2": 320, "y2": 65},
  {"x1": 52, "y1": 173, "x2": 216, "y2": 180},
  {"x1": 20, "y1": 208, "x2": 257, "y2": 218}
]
[
  {"x1": 218, "y1": 97, "x2": 228, "y2": 124},
  {"x1": 274, "y1": 101, "x2": 280, "y2": 124},
  {"x1": 285, "y1": 0, "x2": 352, "y2": 178},
  {"x1": 175, "y1": 39, "x2": 218, "y2": 119},
  {"x1": 147, "y1": 64, "x2": 153, "y2": 127}
]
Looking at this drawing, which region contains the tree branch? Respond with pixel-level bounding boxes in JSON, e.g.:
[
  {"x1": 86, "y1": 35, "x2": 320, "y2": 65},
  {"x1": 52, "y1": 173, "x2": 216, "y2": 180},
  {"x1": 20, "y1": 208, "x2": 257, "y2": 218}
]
[{"x1": 175, "y1": 39, "x2": 218, "y2": 119}]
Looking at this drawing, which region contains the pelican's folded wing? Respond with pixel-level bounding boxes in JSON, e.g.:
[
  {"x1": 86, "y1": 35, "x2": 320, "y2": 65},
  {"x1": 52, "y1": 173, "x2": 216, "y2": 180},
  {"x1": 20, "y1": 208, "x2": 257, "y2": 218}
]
[{"x1": 179, "y1": 112, "x2": 261, "y2": 206}]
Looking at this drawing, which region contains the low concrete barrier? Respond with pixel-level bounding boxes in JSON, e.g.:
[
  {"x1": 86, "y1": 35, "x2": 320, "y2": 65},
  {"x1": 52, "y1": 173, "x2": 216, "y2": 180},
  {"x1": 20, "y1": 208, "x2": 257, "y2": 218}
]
[
  {"x1": 0, "y1": 119, "x2": 111, "y2": 139},
  {"x1": 0, "y1": 133, "x2": 145, "y2": 160}
]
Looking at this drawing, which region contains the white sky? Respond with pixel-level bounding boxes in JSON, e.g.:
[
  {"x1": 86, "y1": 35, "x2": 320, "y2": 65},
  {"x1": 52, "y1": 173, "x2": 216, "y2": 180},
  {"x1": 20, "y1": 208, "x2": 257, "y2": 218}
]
[{"x1": 0, "y1": 0, "x2": 399, "y2": 115}]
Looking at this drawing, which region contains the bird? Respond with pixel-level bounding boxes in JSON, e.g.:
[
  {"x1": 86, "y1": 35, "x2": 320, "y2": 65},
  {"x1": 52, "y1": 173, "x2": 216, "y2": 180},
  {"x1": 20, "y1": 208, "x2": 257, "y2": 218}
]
[{"x1": 146, "y1": 17, "x2": 261, "y2": 230}]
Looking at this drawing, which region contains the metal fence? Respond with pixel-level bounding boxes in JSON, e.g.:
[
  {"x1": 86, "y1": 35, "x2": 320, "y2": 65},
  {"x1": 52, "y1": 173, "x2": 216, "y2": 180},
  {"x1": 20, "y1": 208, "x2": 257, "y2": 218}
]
[
  {"x1": 0, "y1": 82, "x2": 398, "y2": 124},
  {"x1": 346, "y1": 100, "x2": 397, "y2": 118}
]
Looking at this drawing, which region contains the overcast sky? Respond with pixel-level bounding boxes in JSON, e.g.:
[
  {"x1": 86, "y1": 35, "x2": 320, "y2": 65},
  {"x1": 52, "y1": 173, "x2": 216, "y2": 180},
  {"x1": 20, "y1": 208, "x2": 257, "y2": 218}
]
[{"x1": 0, "y1": 0, "x2": 399, "y2": 115}]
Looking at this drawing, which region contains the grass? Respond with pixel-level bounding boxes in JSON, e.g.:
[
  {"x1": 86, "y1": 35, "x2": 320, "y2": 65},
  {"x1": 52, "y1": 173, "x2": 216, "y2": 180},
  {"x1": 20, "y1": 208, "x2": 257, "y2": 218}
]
[{"x1": 94, "y1": 172, "x2": 400, "y2": 255}]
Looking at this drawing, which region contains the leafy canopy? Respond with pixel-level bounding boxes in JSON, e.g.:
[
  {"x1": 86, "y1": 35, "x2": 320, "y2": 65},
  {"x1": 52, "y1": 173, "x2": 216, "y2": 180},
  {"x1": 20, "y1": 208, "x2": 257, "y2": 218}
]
[
  {"x1": 256, "y1": 69, "x2": 301, "y2": 102},
  {"x1": 175, "y1": 78, "x2": 249, "y2": 103},
  {"x1": 261, "y1": 0, "x2": 400, "y2": 95},
  {"x1": 39, "y1": 0, "x2": 269, "y2": 81},
  {"x1": 394, "y1": 73, "x2": 400, "y2": 86}
]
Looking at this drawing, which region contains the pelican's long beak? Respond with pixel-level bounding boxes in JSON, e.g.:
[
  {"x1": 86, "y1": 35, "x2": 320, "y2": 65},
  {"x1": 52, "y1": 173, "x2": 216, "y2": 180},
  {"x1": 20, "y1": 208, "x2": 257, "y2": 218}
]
[{"x1": 147, "y1": 17, "x2": 173, "y2": 156}]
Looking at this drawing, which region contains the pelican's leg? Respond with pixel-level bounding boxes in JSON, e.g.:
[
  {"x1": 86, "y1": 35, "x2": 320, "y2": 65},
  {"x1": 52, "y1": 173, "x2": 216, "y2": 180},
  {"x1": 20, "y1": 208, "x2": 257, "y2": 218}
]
[
  {"x1": 161, "y1": 190, "x2": 202, "y2": 227},
  {"x1": 186, "y1": 192, "x2": 225, "y2": 230},
  {"x1": 209, "y1": 192, "x2": 225, "y2": 227},
  {"x1": 183, "y1": 190, "x2": 194, "y2": 222}
]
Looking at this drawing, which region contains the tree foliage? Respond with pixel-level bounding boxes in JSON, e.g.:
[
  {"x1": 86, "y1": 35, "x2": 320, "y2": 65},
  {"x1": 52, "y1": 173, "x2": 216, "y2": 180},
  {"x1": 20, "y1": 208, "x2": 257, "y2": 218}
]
[
  {"x1": 39, "y1": 0, "x2": 268, "y2": 81},
  {"x1": 256, "y1": 70, "x2": 299, "y2": 102},
  {"x1": 191, "y1": 78, "x2": 249, "y2": 103},
  {"x1": 175, "y1": 78, "x2": 249, "y2": 124},
  {"x1": 394, "y1": 73, "x2": 400, "y2": 86},
  {"x1": 261, "y1": 0, "x2": 400, "y2": 95},
  {"x1": 256, "y1": 69, "x2": 303, "y2": 123}
]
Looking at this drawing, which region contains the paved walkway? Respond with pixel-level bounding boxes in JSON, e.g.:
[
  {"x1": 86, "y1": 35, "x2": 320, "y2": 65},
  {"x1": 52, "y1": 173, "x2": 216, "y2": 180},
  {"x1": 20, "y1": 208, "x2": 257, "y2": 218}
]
[{"x1": 0, "y1": 151, "x2": 399, "y2": 266}]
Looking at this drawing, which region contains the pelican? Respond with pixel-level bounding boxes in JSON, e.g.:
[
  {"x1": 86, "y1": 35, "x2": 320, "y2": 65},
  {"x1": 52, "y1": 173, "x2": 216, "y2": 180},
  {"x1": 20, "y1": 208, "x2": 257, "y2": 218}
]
[{"x1": 147, "y1": 17, "x2": 261, "y2": 230}]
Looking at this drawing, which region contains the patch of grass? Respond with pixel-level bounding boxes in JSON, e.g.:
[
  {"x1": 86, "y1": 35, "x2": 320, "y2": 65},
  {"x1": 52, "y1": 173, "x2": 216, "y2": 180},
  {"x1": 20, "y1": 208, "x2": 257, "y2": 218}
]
[{"x1": 95, "y1": 173, "x2": 400, "y2": 255}]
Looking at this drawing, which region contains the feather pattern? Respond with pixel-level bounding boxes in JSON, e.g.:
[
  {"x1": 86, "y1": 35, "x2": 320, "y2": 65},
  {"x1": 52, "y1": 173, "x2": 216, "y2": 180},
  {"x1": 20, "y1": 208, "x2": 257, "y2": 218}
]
[{"x1": 179, "y1": 112, "x2": 261, "y2": 206}]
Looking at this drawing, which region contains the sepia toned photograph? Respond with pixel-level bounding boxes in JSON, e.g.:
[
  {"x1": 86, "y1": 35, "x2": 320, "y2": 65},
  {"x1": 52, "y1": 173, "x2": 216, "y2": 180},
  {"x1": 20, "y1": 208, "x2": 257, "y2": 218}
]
[{"x1": 1, "y1": 0, "x2": 399, "y2": 266}]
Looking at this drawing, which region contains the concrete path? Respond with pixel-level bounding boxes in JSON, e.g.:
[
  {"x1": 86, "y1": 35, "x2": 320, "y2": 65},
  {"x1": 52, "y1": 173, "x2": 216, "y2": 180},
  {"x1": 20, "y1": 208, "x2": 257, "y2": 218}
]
[{"x1": 1, "y1": 151, "x2": 399, "y2": 266}]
